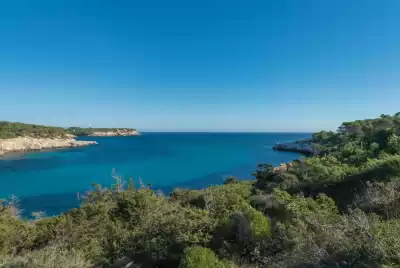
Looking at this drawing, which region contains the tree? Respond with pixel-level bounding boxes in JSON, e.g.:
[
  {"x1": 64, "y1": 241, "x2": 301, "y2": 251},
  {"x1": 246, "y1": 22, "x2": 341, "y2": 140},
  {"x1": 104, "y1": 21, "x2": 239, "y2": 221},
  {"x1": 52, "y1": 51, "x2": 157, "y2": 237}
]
[{"x1": 387, "y1": 134, "x2": 400, "y2": 154}]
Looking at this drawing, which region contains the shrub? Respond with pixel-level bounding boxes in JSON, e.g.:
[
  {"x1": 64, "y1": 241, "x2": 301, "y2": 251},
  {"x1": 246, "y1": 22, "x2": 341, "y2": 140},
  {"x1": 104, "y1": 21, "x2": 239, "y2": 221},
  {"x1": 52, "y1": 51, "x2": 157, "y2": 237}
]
[
  {"x1": 169, "y1": 189, "x2": 205, "y2": 208},
  {"x1": 224, "y1": 176, "x2": 238, "y2": 185},
  {"x1": 180, "y1": 246, "x2": 234, "y2": 268},
  {"x1": 0, "y1": 246, "x2": 92, "y2": 268},
  {"x1": 0, "y1": 213, "x2": 36, "y2": 256},
  {"x1": 246, "y1": 208, "x2": 271, "y2": 239}
]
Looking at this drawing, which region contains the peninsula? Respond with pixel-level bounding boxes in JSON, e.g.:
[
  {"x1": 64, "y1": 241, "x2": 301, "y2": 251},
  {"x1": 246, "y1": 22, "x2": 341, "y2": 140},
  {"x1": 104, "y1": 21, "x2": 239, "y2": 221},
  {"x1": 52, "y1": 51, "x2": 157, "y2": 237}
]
[
  {"x1": 0, "y1": 121, "x2": 139, "y2": 156},
  {"x1": 272, "y1": 139, "x2": 316, "y2": 155},
  {"x1": 66, "y1": 127, "x2": 140, "y2": 137}
]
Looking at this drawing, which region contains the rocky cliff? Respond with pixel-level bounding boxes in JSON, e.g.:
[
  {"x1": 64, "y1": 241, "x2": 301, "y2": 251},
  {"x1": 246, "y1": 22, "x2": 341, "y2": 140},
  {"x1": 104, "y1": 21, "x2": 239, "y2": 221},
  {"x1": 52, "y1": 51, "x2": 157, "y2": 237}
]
[
  {"x1": 88, "y1": 129, "x2": 140, "y2": 137},
  {"x1": 0, "y1": 137, "x2": 97, "y2": 156},
  {"x1": 272, "y1": 142, "x2": 315, "y2": 155}
]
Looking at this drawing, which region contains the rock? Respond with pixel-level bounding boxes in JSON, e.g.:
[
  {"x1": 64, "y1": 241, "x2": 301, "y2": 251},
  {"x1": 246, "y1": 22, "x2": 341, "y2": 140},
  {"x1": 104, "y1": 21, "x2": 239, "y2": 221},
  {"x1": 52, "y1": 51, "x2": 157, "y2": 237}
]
[
  {"x1": 28, "y1": 142, "x2": 42, "y2": 151},
  {"x1": 273, "y1": 142, "x2": 315, "y2": 156},
  {"x1": 0, "y1": 137, "x2": 98, "y2": 155},
  {"x1": 65, "y1": 134, "x2": 76, "y2": 139}
]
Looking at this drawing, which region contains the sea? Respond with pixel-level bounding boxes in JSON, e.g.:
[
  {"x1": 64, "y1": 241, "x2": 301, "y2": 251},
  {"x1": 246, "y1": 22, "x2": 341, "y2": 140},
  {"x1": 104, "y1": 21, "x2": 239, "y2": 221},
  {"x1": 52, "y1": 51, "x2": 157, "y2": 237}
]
[{"x1": 0, "y1": 132, "x2": 311, "y2": 217}]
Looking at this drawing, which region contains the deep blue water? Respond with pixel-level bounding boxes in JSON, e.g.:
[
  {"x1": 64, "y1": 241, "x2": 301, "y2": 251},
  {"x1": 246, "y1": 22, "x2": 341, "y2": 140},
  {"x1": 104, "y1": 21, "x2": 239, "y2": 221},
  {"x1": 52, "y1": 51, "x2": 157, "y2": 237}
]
[{"x1": 0, "y1": 132, "x2": 310, "y2": 217}]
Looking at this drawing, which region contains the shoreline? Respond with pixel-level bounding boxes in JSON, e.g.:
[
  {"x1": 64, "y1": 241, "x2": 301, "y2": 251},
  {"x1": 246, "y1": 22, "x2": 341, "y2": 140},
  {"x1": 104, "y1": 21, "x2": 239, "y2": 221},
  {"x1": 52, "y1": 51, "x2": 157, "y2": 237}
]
[
  {"x1": 0, "y1": 137, "x2": 97, "y2": 158},
  {"x1": 0, "y1": 132, "x2": 141, "y2": 159},
  {"x1": 272, "y1": 142, "x2": 315, "y2": 156},
  {"x1": 0, "y1": 146, "x2": 83, "y2": 160},
  {"x1": 0, "y1": 133, "x2": 305, "y2": 217},
  {"x1": 87, "y1": 129, "x2": 140, "y2": 137}
]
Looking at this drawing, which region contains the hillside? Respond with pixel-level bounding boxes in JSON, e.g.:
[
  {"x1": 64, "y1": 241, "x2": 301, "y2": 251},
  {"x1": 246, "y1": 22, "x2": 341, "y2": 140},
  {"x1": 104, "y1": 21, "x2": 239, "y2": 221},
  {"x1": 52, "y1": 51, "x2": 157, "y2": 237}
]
[
  {"x1": 0, "y1": 121, "x2": 70, "y2": 139},
  {"x1": 0, "y1": 122, "x2": 138, "y2": 139},
  {"x1": 2, "y1": 113, "x2": 400, "y2": 267},
  {"x1": 274, "y1": 113, "x2": 400, "y2": 156}
]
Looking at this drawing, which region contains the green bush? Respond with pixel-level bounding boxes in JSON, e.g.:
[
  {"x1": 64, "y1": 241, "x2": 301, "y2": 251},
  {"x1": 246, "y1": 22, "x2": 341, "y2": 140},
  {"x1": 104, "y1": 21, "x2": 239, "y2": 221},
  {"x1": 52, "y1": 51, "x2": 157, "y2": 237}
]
[
  {"x1": 0, "y1": 246, "x2": 92, "y2": 268},
  {"x1": 180, "y1": 246, "x2": 234, "y2": 268},
  {"x1": 246, "y1": 208, "x2": 271, "y2": 239},
  {"x1": 0, "y1": 213, "x2": 36, "y2": 256},
  {"x1": 169, "y1": 189, "x2": 205, "y2": 208}
]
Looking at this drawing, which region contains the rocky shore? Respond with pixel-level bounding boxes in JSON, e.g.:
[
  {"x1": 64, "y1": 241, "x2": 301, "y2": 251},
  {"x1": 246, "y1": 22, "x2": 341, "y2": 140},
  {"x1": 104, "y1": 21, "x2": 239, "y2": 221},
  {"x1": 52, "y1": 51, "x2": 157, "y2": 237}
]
[
  {"x1": 272, "y1": 142, "x2": 315, "y2": 155},
  {"x1": 89, "y1": 129, "x2": 140, "y2": 137},
  {"x1": 0, "y1": 137, "x2": 97, "y2": 156}
]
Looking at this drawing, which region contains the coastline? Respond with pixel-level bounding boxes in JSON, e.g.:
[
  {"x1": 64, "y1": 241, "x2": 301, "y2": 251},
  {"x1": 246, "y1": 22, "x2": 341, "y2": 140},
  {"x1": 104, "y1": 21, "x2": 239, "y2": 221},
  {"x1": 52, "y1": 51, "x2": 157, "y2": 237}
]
[
  {"x1": 0, "y1": 146, "x2": 84, "y2": 160},
  {"x1": 272, "y1": 140, "x2": 316, "y2": 156},
  {"x1": 0, "y1": 132, "x2": 306, "y2": 217},
  {"x1": 88, "y1": 129, "x2": 140, "y2": 137},
  {"x1": 0, "y1": 137, "x2": 97, "y2": 158},
  {"x1": 0, "y1": 130, "x2": 141, "y2": 158}
]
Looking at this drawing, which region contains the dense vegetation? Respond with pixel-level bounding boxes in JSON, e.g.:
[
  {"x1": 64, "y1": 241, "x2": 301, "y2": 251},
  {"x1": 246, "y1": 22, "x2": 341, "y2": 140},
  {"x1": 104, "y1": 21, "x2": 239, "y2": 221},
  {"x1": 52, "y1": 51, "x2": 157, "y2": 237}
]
[
  {"x1": 0, "y1": 122, "x2": 69, "y2": 139},
  {"x1": 2, "y1": 113, "x2": 400, "y2": 267},
  {"x1": 0, "y1": 122, "x2": 136, "y2": 138}
]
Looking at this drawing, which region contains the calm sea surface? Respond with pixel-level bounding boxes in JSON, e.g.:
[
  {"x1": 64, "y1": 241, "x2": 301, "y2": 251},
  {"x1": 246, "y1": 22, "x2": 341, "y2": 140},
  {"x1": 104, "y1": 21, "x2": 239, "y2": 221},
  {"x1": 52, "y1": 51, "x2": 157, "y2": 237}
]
[{"x1": 0, "y1": 132, "x2": 310, "y2": 216}]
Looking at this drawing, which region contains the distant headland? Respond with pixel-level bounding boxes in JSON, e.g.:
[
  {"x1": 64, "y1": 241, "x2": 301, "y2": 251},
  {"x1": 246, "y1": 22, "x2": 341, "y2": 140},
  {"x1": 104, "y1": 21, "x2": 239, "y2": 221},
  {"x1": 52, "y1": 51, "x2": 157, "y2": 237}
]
[
  {"x1": 0, "y1": 121, "x2": 140, "y2": 156},
  {"x1": 272, "y1": 139, "x2": 316, "y2": 156},
  {"x1": 66, "y1": 127, "x2": 140, "y2": 137}
]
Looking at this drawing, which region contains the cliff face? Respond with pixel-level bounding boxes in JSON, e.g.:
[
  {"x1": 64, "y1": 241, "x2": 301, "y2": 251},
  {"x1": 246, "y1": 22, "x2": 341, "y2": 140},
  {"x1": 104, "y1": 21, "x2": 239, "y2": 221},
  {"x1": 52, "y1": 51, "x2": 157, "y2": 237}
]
[
  {"x1": 88, "y1": 129, "x2": 140, "y2": 137},
  {"x1": 0, "y1": 137, "x2": 97, "y2": 156},
  {"x1": 272, "y1": 142, "x2": 315, "y2": 156}
]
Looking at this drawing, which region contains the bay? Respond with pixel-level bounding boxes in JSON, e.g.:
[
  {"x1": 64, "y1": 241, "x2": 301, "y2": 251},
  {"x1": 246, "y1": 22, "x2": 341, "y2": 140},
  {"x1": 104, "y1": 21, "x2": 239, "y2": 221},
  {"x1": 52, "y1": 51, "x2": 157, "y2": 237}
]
[{"x1": 0, "y1": 132, "x2": 310, "y2": 216}]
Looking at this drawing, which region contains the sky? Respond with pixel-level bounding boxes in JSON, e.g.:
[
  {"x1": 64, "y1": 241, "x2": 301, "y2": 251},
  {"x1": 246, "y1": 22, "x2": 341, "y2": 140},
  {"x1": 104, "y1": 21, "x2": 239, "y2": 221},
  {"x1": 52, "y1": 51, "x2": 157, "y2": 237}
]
[{"x1": 0, "y1": 0, "x2": 399, "y2": 132}]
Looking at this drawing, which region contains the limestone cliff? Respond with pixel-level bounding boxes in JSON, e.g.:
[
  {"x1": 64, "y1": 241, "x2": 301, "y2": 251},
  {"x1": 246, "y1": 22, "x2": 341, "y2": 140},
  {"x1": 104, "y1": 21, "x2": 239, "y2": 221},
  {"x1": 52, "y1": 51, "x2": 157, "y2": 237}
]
[
  {"x1": 0, "y1": 137, "x2": 97, "y2": 156},
  {"x1": 88, "y1": 129, "x2": 140, "y2": 137}
]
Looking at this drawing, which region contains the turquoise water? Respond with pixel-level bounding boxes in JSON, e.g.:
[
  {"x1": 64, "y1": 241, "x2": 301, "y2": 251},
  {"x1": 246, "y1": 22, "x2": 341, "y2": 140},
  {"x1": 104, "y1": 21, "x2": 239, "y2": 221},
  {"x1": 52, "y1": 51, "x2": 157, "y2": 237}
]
[{"x1": 0, "y1": 133, "x2": 310, "y2": 216}]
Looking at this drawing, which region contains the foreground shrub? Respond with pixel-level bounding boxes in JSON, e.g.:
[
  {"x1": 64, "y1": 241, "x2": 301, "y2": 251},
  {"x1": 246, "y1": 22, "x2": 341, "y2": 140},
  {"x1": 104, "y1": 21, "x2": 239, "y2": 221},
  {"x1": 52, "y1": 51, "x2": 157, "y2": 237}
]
[
  {"x1": 0, "y1": 210, "x2": 36, "y2": 256},
  {"x1": 353, "y1": 181, "x2": 400, "y2": 218},
  {"x1": 180, "y1": 246, "x2": 234, "y2": 268},
  {"x1": 169, "y1": 189, "x2": 205, "y2": 208},
  {"x1": 0, "y1": 246, "x2": 92, "y2": 268}
]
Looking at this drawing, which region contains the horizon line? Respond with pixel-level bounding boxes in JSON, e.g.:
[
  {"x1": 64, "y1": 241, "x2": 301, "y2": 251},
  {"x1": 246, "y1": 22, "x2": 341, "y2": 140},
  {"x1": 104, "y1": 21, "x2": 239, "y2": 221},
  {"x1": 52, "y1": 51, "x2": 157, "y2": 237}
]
[{"x1": 139, "y1": 130, "x2": 316, "y2": 133}]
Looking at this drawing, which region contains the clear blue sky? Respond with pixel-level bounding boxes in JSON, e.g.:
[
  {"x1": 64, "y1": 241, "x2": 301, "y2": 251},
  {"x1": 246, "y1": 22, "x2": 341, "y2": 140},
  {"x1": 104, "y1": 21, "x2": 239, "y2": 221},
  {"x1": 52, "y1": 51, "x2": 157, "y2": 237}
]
[{"x1": 1, "y1": 0, "x2": 399, "y2": 132}]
